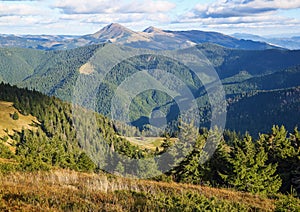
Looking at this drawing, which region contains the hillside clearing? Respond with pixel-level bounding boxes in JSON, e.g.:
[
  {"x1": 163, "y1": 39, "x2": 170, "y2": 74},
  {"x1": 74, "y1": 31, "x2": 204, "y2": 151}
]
[
  {"x1": 0, "y1": 101, "x2": 39, "y2": 151},
  {"x1": 123, "y1": 136, "x2": 177, "y2": 150}
]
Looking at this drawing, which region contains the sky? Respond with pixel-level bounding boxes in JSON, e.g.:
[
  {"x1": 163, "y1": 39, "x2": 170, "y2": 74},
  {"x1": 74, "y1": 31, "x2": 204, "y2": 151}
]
[{"x1": 0, "y1": 0, "x2": 300, "y2": 36}]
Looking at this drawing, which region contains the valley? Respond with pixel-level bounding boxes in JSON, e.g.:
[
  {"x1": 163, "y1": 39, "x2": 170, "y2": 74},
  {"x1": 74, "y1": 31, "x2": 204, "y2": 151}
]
[{"x1": 0, "y1": 42, "x2": 299, "y2": 135}]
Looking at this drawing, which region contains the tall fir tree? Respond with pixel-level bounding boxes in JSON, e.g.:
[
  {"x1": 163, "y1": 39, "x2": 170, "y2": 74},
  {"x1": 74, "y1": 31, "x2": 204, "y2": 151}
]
[{"x1": 220, "y1": 134, "x2": 282, "y2": 194}]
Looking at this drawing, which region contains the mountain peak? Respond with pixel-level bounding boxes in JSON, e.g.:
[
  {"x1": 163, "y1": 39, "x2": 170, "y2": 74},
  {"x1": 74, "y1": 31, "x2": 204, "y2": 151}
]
[
  {"x1": 100, "y1": 23, "x2": 133, "y2": 33},
  {"x1": 143, "y1": 26, "x2": 164, "y2": 33},
  {"x1": 105, "y1": 23, "x2": 127, "y2": 30},
  {"x1": 91, "y1": 23, "x2": 134, "y2": 40}
]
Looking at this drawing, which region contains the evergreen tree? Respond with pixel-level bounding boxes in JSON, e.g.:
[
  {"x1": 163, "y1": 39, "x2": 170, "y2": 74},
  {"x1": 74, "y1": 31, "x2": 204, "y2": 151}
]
[
  {"x1": 173, "y1": 134, "x2": 207, "y2": 184},
  {"x1": 175, "y1": 120, "x2": 199, "y2": 165},
  {"x1": 258, "y1": 125, "x2": 300, "y2": 193},
  {"x1": 76, "y1": 152, "x2": 96, "y2": 172},
  {"x1": 11, "y1": 111, "x2": 19, "y2": 120},
  {"x1": 137, "y1": 157, "x2": 161, "y2": 179},
  {"x1": 220, "y1": 134, "x2": 282, "y2": 194}
]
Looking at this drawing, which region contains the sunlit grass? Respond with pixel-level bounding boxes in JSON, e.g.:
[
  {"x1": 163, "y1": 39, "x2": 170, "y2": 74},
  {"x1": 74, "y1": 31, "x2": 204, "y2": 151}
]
[
  {"x1": 0, "y1": 101, "x2": 39, "y2": 153},
  {"x1": 123, "y1": 136, "x2": 177, "y2": 150},
  {"x1": 0, "y1": 101, "x2": 39, "y2": 137},
  {"x1": 0, "y1": 169, "x2": 277, "y2": 211}
]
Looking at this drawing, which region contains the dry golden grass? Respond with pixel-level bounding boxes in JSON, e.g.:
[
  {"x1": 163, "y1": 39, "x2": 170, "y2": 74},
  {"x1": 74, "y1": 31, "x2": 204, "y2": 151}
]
[
  {"x1": 123, "y1": 136, "x2": 177, "y2": 150},
  {"x1": 0, "y1": 169, "x2": 276, "y2": 211},
  {"x1": 0, "y1": 101, "x2": 39, "y2": 152},
  {"x1": 0, "y1": 158, "x2": 18, "y2": 164}
]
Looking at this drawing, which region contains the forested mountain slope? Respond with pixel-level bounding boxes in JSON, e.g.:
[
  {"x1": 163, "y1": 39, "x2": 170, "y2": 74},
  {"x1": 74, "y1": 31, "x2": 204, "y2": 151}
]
[
  {"x1": 0, "y1": 83, "x2": 299, "y2": 211},
  {"x1": 226, "y1": 87, "x2": 300, "y2": 135},
  {"x1": 0, "y1": 44, "x2": 299, "y2": 135}
]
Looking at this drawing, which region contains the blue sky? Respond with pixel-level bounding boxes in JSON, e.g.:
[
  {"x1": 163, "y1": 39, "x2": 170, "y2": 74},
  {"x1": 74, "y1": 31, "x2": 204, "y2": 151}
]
[{"x1": 0, "y1": 0, "x2": 299, "y2": 36}]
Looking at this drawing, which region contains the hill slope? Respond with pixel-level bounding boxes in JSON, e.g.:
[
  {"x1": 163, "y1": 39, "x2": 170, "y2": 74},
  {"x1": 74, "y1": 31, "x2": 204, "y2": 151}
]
[
  {"x1": 0, "y1": 101, "x2": 38, "y2": 137},
  {"x1": 0, "y1": 44, "x2": 299, "y2": 134},
  {"x1": 0, "y1": 83, "x2": 299, "y2": 211},
  {"x1": 226, "y1": 87, "x2": 300, "y2": 135},
  {"x1": 0, "y1": 48, "x2": 47, "y2": 83},
  {"x1": 0, "y1": 169, "x2": 284, "y2": 211}
]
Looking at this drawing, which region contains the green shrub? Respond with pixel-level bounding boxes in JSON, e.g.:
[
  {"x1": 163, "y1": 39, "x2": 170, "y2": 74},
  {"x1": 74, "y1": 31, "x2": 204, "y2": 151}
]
[
  {"x1": 11, "y1": 112, "x2": 19, "y2": 120},
  {"x1": 0, "y1": 143, "x2": 14, "y2": 159},
  {"x1": 275, "y1": 194, "x2": 300, "y2": 211}
]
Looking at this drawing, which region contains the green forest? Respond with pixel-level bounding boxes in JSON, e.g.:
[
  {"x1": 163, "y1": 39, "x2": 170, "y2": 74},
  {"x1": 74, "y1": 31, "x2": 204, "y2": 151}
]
[
  {"x1": 0, "y1": 83, "x2": 299, "y2": 211},
  {"x1": 0, "y1": 44, "x2": 300, "y2": 136}
]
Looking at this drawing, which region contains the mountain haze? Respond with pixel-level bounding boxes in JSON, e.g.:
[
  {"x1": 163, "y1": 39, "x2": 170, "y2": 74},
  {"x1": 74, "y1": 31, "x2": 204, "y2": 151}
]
[{"x1": 232, "y1": 33, "x2": 300, "y2": 50}]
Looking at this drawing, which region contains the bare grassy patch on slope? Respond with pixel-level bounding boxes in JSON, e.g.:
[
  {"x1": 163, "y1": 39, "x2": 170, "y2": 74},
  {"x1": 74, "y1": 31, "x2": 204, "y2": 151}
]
[
  {"x1": 79, "y1": 62, "x2": 95, "y2": 75},
  {"x1": 123, "y1": 136, "x2": 177, "y2": 150},
  {"x1": 0, "y1": 101, "x2": 39, "y2": 151}
]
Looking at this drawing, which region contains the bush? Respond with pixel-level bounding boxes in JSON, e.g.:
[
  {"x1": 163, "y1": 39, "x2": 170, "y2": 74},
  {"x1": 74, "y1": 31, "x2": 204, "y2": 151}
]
[
  {"x1": 275, "y1": 194, "x2": 300, "y2": 211},
  {"x1": 2, "y1": 136, "x2": 9, "y2": 142},
  {"x1": 0, "y1": 143, "x2": 14, "y2": 159},
  {"x1": 11, "y1": 112, "x2": 19, "y2": 120}
]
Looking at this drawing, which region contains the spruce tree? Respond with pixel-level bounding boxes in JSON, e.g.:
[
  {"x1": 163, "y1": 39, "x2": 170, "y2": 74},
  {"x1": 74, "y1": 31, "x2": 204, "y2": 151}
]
[
  {"x1": 220, "y1": 134, "x2": 282, "y2": 194},
  {"x1": 258, "y1": 126, "x2": 299, "y2": 193}
]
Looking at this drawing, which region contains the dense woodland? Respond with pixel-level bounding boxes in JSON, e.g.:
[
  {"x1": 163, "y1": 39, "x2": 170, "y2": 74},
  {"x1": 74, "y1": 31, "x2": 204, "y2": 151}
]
[
  {"x1": 0, "y1": 83, "x2": 299, "y2": 210},
  {"x1": 0, "y1": 44, "x2": 300, "y2": 136}
]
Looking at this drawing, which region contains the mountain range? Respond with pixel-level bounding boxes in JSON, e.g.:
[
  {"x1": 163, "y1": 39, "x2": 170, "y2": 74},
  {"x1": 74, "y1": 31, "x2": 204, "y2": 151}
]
[
  {"x1": 232, "y1": 33, "x2": 300, "y2": 50},
  {"x1": 0, "y1": 23, "x2": 299, "y2": 135},
  {"x1": 0, "y1": 23, "x2": 283, "y2": 51},
  {"x1": 0, "y1": 40, "x2": 299, "y2": 135}
]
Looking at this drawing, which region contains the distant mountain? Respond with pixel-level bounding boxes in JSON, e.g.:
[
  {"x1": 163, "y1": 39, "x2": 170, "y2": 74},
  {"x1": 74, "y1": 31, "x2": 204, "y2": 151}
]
[
  {"x1": 83, "y1": 23, "x2": 150, "y2": 44},
  {"x1": 143, "y1": 26, "x2": 165, "y2": 33},
  {"x1": 197, "y1": 43, "x2": 300, "y2": 78},
  {"x1": 0, "y1": 34, "x2": 79, "y2": 50},
  {"x1": 0, "y1": 48, "x2": 47, "y2": 83},
  {"x1": 91, "y1": 23, "x2": 135, "y2": 40},
  {"x1": 170, "y1": 30, "x2": 277, "y2": 50},
  {"x1": 0, "y1": 23, "x2": 281, "y2": 51},
  {"x1": 232, "y1": 33, "x2": 300, "y2": 50},
  {"x1": 231, "y1": 33, "x2": 264, "y2": 41}
]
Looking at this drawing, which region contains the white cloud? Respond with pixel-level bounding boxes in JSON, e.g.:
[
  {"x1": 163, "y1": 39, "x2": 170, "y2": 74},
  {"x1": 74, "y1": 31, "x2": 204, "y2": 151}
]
[
  {"x1": 147, "y1": 13, "x2": 171, "y2": 22},
  {"x1": 50, "y1": 0, "x2": 175, "y2": 33},
  {"x1": 177, "y1": 12, "x2": 300, "y2": 27},
  {"x1": 81, "y1": 13, "x2": 146, "y2": 24},
  {"x1": 0, "y1": 2, "x2": 48, "y2": 16},
  {"x1": 0, "y1": 0, "x2": 299, "y2": 35},
  {"x1": 53, "y1": 0, "x2": 175, "y2": 14},
  {"x1": 193, "y1": 0, "x2": 300, "y2": 18},
  {"x1": 0, "y1": 15, "x2": 56, "y2": 27},
  {"x1": 173, "y1": 0, "x2": 300, "y2": 34},
  {"x1": 120, "y1": 1, "x2": 176, "y2": 13},
  {"x1": 53, "y1": 0, "x2": 119, "y2": 14}
]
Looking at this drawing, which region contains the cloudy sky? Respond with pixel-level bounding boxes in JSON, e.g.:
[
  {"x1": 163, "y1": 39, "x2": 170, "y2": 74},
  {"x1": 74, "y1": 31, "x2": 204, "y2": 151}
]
[{"x1": 0, "y1": 0, "x2": 300, "y2": 36}]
